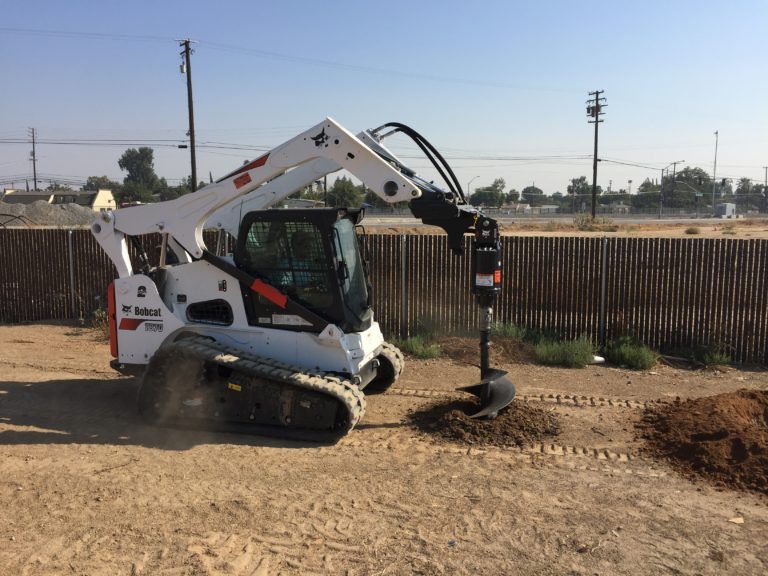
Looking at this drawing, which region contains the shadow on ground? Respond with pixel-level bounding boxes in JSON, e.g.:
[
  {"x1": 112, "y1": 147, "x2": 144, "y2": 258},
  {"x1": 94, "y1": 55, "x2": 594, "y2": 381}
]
[{"x1": 0, "y1": 377, "x2": 323, "y2": 450}]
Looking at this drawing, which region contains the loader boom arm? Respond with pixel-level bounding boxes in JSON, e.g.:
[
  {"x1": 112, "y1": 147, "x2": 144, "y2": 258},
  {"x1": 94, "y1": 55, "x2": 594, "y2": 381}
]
[{"x1": 92, "y1": 118, "x2": 420, "y2": 277}]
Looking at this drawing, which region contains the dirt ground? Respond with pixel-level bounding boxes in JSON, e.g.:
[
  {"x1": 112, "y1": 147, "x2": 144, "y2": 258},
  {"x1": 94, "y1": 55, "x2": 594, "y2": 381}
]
[{"x1": 1, "y1": 324, "x2": 767, "y2": 575}]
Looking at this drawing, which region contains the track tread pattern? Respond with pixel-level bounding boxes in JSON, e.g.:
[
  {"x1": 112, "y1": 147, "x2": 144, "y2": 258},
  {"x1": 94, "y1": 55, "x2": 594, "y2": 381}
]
[{"x1": 139, "y1": 336, "x2": 366, "y2": 441}]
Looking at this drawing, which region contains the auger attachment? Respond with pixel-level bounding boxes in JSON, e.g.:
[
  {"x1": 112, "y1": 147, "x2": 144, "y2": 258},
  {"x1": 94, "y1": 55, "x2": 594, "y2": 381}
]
[{"x1": 457, "y1": 220, "x2": 516, "y2": 418}]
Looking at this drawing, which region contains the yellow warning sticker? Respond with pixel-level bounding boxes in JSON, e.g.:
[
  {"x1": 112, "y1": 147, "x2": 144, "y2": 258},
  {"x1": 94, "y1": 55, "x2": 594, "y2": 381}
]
[{"x1": 228, "y1": 382, "x2": 242, "y2": 392}]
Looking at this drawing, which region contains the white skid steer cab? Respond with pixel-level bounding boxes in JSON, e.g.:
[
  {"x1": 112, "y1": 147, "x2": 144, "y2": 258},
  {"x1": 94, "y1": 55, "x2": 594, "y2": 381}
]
[{"x1": 93, "y1": 119, "x2": 515, "y2": 441}]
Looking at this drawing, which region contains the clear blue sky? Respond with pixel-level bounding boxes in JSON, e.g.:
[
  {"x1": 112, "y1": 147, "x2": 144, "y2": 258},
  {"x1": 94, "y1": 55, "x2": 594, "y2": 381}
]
[{"x1": 1, "y1": 0, "x2": 766, "y2": 195}]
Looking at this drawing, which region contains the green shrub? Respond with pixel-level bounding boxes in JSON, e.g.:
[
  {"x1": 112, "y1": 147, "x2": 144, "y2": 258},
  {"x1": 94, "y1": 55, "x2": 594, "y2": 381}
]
[
  {"x1": 702, "y1": 350, "x2": 731, "y2": 366},
  {"x1": 393, "y1": 336, "x2": 441, "y2": 359},
  {"x1": 605, "y1": 336, "x2": 656, "y2": 370},
  {"x1": 573, "y1": 214, "x2": 594, "y2": 231},
  {"x1": 534, "y1": 336, "x2": 594, "y2": 368},
  {"x1": 491, "y1": 323, "x2": 527, "y2": 340},
  {"x1": 90, "y1": 307, "x2": 110, "y2": 342},
  {"x1": 685, "y1": 227, "x2": 700, "y2": 235},
  {"x1": 669, "y1": 344, "x2": 731, "y2": 366},
  {"x1": 413, "y1": 315, "x2": 440, "y2": 341}
]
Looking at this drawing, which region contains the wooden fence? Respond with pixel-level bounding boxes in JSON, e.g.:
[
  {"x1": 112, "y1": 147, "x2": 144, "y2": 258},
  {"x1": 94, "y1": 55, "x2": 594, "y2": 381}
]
[{"x1": 1, "y1": 229, "x2": 766, "y2": 364}]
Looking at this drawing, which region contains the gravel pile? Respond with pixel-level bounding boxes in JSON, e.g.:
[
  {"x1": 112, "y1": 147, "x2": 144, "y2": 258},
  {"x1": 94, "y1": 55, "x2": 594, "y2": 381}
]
[{"x1": 0, "y1": 201, "x2": 96, "y2": 227}]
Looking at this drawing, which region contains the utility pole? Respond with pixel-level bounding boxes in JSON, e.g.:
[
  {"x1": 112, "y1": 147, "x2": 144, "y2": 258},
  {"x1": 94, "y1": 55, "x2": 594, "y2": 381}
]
[
  {"x1": 179, "y1": 39, "x2": 198, "y2": 192},
  {"x1": 670, "y1": 161, "x2": 681, "y2": 216},
  {"x1": 586, "y1": 90, "x2": 606, "y2": 219},
  {"x1": 659, "y1": 160, "x2": 684, "y2": 219},
  {"x1": 28, "y1": 127, "x2": 38, "y2": 191},
  {"x1": 711, "y1": 130, "x2": 719, "y2": 216}
]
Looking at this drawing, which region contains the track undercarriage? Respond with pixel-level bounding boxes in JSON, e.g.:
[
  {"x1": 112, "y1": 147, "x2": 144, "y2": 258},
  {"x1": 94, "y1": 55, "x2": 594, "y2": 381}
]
[{"x1": 137, "y1": 336, "x2": 372, "y2": 442}]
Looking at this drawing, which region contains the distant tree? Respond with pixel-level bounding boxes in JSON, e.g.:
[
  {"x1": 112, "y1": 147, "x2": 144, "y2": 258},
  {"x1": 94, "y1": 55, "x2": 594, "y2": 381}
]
[
  {"x1": 44, "y1": 182, "x2": 74, "y2": 192},
  {"x1": 520, "y1": 185, "x2": 545, "y2": 205},
  {"x1": 507, "y1": 188, "x2": 520, "y2": 203},
  {"x1": 327, "y1": 176, "x2": 362, "y2": 207},
  {"x1": 119, "y1": 181, "x2": 155, "y2": 204},
  {"x1": 469, "y1": 178, "x2": 506, "y2": 207},
  {"x1": 567, "y1": 176, "x2": 591, "y2": 198},
  {"x1": 735, "y1": 177, "x2": 752, "y2": 196},
  {"x1": 118, "y1": 147, "x2": 160, "y2": 192},
  {"x1": 469, "y1": 188, "x2": 504, "y2": 207},
  {"x1": 82, "y1": 175, "x2": 122, "y2": 192},
  {"x1": 363, "y1": 188, "x2": 390, "y2": 208}
]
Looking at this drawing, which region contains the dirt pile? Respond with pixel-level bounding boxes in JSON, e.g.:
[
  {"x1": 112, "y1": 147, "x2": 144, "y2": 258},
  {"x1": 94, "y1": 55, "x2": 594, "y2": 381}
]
[
  {"x1": 408, "y1": 399, "x2": 560, "y2": 448},
  {"x1": 436, "y1": 336, "x2": 535, "y2": 366},
  {"x1": 0, "y1": 200, "x2": 95, "y2": 227},
  {"x1": 639, "y1": 389, "x2": 768, "y2": 494}
]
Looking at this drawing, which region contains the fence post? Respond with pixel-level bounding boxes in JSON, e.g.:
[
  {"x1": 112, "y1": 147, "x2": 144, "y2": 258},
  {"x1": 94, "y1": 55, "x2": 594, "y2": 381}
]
[
  {"x1": 400, "y1": 235, "x2": 408, "y2": 339},
  {"x1": 599, "y1": 235, "x2": 608, "y2": 349},
  {"x1": 67, "y1": 230, "x2": 77, "y2": 319}
]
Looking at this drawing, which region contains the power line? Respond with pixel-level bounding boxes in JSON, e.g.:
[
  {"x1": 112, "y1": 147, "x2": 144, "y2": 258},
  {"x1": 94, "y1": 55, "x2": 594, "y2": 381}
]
[{"x1": 0, "y1": 26, "x2": 578, "y2": 93}]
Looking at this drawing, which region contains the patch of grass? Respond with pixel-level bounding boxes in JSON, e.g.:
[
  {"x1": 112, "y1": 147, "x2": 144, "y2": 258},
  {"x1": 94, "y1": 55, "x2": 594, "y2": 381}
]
[
  {"x1": 491, "y1": 323, "x2": 527, "y2": 340},
  {"x1": 490, "y1": 323, "x2": 559, "y2": 345},
  {"x1": 605, "y1": 336, "x2": 656, "y2": 370},
  {"x1": 670, "y1": 344, "x2": 732, "y2": 367},
  {"x1": 702, "y1": 350, "x2": 731, "y2": 366},
  {"x1": 534, "y1": 336, "x2": 594, "y2": 368},
  {"x1": 543, "y1": 220, "x2": 558, "y2": 232},
  {"x1": 573, "y1": 214, "x2": 594, "y2": 231},
  {"x1": 90, "y1": 307, "x2": 110, "y2": 342},
  {"x1": 573, "y1": 215, "x2": 618, "y2": 232},
  {"x1": 685, "y1": 226, "x2": 701, "y2": 235},
  {"x1": 413, "y1": 315, "x2": 440, "y2": 341},
  {"x1": 393, "y1": 336, "x2": 441, "y2": 359},
  {"x1": 722, "y1": 223, "x2": 736, "y2": 235}
]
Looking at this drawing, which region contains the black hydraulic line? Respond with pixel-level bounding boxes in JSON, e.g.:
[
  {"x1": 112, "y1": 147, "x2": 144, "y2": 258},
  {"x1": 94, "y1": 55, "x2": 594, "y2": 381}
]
[
  {"x1": 129, "y1": 236, "x2": 151, "y2": 276},
  {"x1": 405, "y1": 135, "x2": 458, "y2": 198},
  {"x1": 385, "y1": 123, "x2": 461, "y2": 199},
  {"x1": 381, "y1": 122, "x2": 466, "y2": 202}
]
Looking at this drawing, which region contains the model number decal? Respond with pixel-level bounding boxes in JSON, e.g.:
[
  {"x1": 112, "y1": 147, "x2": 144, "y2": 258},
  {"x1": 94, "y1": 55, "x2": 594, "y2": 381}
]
[{"x1": 144, "y1": 322, "x2": 164, "y2": 333}]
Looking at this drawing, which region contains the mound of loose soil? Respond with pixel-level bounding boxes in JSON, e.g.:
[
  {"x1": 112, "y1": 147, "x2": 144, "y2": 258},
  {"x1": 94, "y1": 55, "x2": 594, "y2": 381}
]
[
  {"x1": 436, "y1": 336, "x2": 536, "y2": 366},
  {"x1": 408, "y1": 399, "x2": 560, "y2": 448},
  {"x1": 0, "y1": 200, "x2": 95, "y2": 226},
  {"x1": 639, "y1": 389, "x2": 768, "y2": 494}
]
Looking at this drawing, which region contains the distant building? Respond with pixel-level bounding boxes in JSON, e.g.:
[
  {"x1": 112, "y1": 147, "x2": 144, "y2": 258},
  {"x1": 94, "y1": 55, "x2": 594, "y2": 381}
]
[
  {"x1": 1, "y1": 189, "x2": 116, "y2": 211},
  {"x1": 1, "y1": 190, "x2": 53, "y2": 204},
  {"x1": 715, "y1": 203, "x2": 736, "y2": 219},
  {"x1": 607, "y1": 202, "x2": 631, "y2": 214}
]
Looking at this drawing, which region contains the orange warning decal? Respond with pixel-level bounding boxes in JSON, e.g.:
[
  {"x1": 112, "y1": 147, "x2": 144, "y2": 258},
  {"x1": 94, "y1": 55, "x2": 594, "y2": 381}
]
[{"x1": 234, "y1": 173, "x2": 252, "y2": 189}]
